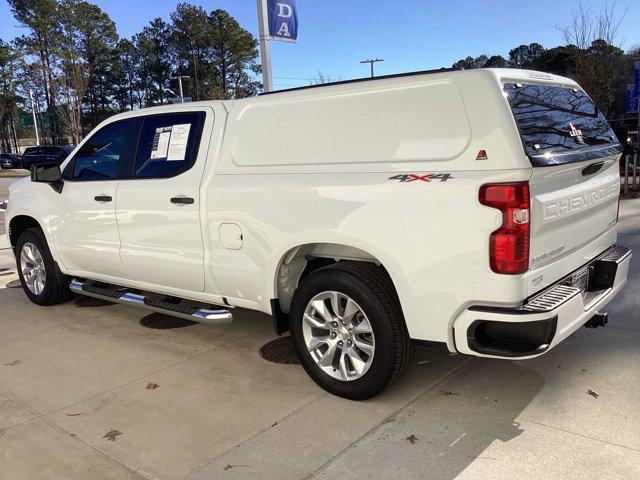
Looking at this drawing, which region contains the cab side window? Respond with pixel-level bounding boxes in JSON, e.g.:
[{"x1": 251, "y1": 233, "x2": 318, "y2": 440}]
[
  {"x1": 134, "y1": 112, "x2": 204, "y2": 179},
  {"x1": 71, "y1": 120, "x2": 131, "y2": 180}
]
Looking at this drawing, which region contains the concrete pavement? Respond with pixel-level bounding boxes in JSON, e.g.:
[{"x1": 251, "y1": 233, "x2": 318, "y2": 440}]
[{"x1": 0, "y1": 197, "x2": 639, "y2": 479}]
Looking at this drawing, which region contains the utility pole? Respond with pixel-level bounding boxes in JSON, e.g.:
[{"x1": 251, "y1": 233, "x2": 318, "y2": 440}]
[
  {"x1": 170, "y1": 75, "x2": 190, "y2": 103},
  {"x1": 256, "y1": 0, "x2": 273, "y2": 92},
  {"x1": 29, "y1": 89, "x2": 40, "y2": 146},
  {"x1": 360, "y1": 58, "x2": 384, "y2": 78}
]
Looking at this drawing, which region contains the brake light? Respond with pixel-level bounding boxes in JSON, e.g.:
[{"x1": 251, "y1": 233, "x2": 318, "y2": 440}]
[{"x1": 479, "y1": 182, "x2": 530, "y2": 274}]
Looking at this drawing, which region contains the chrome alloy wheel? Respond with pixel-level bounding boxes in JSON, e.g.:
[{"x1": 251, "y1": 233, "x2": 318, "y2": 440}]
[
  {"x1": 302, "y1": 291, "x2": 375, "y2": 381},
  {"x1": 20, "y1": 242, "x2": 46, "y2": 295}
]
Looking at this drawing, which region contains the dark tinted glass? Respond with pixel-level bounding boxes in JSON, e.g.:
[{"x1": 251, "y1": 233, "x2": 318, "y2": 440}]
[
  {"x1": 504, "y1": 83, "x2": 617, "y2": 166},
  {"x1": 72, "y1": 120, "x2": 130, "y2": 180},
  {"x1": 23, "y1": 148, "x2": 39, "y2": 156},
  {"x1": 134, "y1": 113, "x2": 203, "y2": 178}
]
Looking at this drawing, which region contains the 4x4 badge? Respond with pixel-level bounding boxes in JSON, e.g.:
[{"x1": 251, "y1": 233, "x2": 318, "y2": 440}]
[{"x1": 388, "y1": 173, "x2": 453, "y2": 183}]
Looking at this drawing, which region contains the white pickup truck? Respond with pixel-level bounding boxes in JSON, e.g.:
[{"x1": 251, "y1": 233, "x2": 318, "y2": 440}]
[{"x1": 6, "y1": 68, "x2": 631, "y2": 400}]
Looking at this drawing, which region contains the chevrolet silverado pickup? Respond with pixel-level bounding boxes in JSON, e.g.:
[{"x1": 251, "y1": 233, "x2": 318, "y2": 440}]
[{"x1": 6, "y1": 68, "x2": 630, "y2": 399}]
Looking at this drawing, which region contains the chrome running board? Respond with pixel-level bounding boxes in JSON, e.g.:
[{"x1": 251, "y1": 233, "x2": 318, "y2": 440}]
[{"x1": 69, "y1": 279, "x2": 233, "y2": 325}]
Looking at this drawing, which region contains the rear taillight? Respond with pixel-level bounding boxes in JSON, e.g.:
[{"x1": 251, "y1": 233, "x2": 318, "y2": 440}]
[{"x1": 479, "y1": 182, "x2": 530, "y2": 275}]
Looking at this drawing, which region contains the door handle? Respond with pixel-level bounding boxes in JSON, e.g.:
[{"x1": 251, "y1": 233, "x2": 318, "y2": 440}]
[
  {"x1": 94, "y1": 195, "x2": 112, "y2": 202},
  {"x1": 170, "y1": 196, "x2": 194, "y2": 205}
]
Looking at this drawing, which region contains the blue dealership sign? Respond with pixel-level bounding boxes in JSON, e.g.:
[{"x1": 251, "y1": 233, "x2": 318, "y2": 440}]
[
  {"x1": 628, "y1": 59, "x2": 640, "y2": 113},
  {"x1": 267, "y1": 0, "x2": 298, "y2": 43}
]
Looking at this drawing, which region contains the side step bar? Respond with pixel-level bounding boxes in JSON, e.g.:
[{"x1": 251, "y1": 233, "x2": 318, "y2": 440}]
[{"x1": 69, "y1": 279, "x2": 233, "y2": 325}]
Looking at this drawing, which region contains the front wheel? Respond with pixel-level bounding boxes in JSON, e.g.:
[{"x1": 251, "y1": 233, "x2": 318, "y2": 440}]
[
  {"x1": 16, "y1": 228, "x2": 72, "y2": 306},
  {"x1": 290, "y1": 262, "x2": 413, "y2": 400}
]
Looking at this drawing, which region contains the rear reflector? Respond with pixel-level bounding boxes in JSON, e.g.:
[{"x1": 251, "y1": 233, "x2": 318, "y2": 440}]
[{"x1": 479, "y1": 182, "x2": 530, "y2": 274}]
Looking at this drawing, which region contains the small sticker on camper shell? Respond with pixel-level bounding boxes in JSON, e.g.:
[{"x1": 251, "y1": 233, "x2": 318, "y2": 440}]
[{"x1": 388, "y1": 173, "x2": 453, "y2": 183}]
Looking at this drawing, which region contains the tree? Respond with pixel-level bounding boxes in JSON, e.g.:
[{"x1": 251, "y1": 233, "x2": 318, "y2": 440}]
[
  {"x1": 9, "y1": 0, "x2": 65, "y2": 143},
  {"x1": 134, "y1": 18, "x2": 172, "y2": 106},
  {"x1": 451, "y1": 55, "x2": 488, "y2": 70},
  {"x1": 530, "y1": 45, "x2": 578, "y2": 76},
  {"x1": 554, "y1": 0, "x2": 626, "y2": 49},
  {"x1": 207, "y1": 9, "x2": 261, "y2": 99},
  {"x1": 111, "y1": 39, "x2": 141, "y2": 111},
  {"x1": 70, "y1": 0, "x2": 118, "y2": 128},
  {"x1": 170, "y1": 3, "x2": 209, "y2": 101},
  {"x1": 52, "y1": 0, "x2": 119, "y2": 143},
  {"x1": 0, "y1": 40, "x2": 24, "y2": 152},
  {"x1": 578, "y1": 39, "x2": 626, "y2": 115},
  {"x1": 483, "y1": 55, "x2": 509, "y2": 68},
  {"x1": 554, "y1": 1, "x2": 628, "y2": 114},
  {"x1": 508, "y1": 43, "x2": 545, "y2": 68},
  {"x1": 451, "y1": 54, "x2": 507, "y2": 69},
  {"x1": 310, "y1": 71, "x2": 339, "y2": 85}
]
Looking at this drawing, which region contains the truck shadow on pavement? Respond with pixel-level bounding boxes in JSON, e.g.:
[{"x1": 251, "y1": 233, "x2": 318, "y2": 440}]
[{"x1": 311, "y1": 351, "x2": 546, "y2": 480}]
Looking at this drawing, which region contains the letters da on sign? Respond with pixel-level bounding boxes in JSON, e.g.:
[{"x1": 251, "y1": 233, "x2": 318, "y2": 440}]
[{"x1": 267, "y1": 0, "x2": 298, "y2": 43}]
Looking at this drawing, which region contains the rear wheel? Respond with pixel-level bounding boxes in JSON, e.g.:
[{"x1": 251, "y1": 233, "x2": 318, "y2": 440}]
[
  {"x1": 290, "y1": 262, "x2": 413, "y2": 400},
  {"x1": 16, "y1": 228, "x2": 72, "y2": 306}
]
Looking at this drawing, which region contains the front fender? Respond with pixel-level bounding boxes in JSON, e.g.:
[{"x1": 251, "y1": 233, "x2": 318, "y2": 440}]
[{"x1": 6, "y1": 179, "x2": 64, "y2": 268}]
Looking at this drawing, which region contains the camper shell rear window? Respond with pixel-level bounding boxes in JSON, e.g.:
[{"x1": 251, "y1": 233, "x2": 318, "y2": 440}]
[{"x1": 504, "y1": 82, "x2": 620, "y2": 166}]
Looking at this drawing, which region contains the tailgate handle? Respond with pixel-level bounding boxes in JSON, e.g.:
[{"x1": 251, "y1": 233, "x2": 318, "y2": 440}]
[{"x1": 582, "y1": 161, "x2": 604, "y2": 176}]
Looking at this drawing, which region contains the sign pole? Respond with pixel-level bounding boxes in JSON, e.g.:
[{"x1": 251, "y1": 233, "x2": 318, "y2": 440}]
[
  {"x1": 636, "y1": 58, "x2": 640, "y2": 130},
  {"x1": 29, "y1": 89, "x2": 40, "y2": 146},
  {"x1": 257, "y1": 0, "x2": 273, "y2": 92}
]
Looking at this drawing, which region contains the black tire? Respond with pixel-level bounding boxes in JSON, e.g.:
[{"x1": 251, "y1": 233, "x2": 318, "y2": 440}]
[
  {"x1": 15, "y1": 228, "x2": 72, "y2": 306},
  {"x1": 290, "y1": 261, "x2": 414, "y2": 400}
]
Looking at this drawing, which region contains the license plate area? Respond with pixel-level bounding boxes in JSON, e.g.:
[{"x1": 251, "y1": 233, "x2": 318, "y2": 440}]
[{"x1": 561, "y1": 266, "x2": 591, "y2": 298}]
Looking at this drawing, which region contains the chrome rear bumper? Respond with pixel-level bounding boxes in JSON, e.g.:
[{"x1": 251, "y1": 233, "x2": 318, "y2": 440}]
[{"x1": 453, "y1": 245, "x2": 631, "y2": 358}]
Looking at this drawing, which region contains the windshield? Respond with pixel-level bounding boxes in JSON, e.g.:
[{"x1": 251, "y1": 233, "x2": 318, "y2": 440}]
[{"x1": 504, "y1": 83, "x2": 619, "y2": 166}]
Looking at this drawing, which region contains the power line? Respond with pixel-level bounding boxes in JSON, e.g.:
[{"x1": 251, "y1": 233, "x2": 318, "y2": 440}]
[
  {"x1": 273, "y1": 76, "x2": 314, "y2": 81},
  {"x1": 273, "y1": 82, "x2": 308, "y2": 87}
]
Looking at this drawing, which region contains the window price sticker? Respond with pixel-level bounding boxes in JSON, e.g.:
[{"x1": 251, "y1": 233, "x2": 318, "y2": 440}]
[
  {"x1": 167, "y1": 124, "x2": 191, "y2": 161},
  {"x1": 149, "y1": 124, "x2": 191, "y2": 161}
]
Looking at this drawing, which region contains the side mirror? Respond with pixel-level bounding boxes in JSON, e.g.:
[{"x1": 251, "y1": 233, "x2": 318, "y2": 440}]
[{"x1": 31, "y1": 164, "x2": 63, "y2": 193}]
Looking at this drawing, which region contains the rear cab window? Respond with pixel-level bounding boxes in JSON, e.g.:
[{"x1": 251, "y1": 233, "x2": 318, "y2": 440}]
[
  {"x1": 133, "y1": 112, "x2": 205, "y2": 179},
  {"x1": 504, "y1": 82, "x2": 620, "y2": 166}
]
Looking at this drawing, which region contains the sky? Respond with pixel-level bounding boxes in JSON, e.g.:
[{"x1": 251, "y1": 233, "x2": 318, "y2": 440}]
[{"x1": 1, "y1": 0, "x2": 638, "y2": 89}]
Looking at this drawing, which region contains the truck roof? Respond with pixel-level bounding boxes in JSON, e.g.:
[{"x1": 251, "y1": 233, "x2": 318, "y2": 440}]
[{"x1": 258, "y1": 67, "x2": 577, "y2": 96}]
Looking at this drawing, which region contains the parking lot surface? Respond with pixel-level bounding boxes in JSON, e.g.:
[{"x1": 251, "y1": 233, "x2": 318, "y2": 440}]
[{"x1": 1, "y1": 183, "x2": 639, "y2": 479}]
